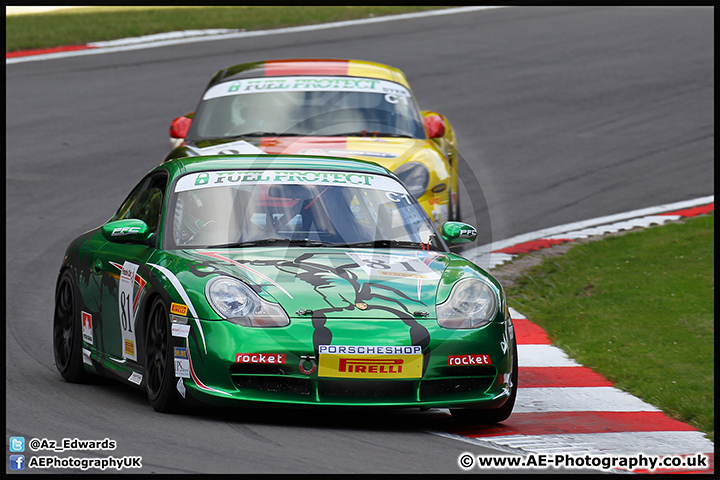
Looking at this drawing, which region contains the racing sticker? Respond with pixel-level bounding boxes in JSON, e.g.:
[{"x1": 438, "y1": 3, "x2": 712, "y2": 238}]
[
  {"x1": 170, "y1": 303, "x2": 189, "y2": 316},
  {"x1": 448, "y1": 354, "x2": 492, "y2": 366},
  {"x1": 128, "y1": 372, "x2": 143, "y2": 385},
  {"x1": 203, "y1": 76, "x2": 412, "y2": 100},
  {"x1": 174, "y1": 347, "x2": 191, "y2": 378},
  {"x1": 171, "y1": 324, "x2": 191, "y2": 338},
  {"x1": 318, "y1": 345, "x2": 422, "y2": 379},
  {"x1": 176, "y1": 378, "x2": 186, "y2": 398},
  {"x1": 118, "y1": 261, "x2": 141, "y2": 361},
  {"x1": 235, "y1": 353, "x2": 287, "y2": 364},
  {"x1": 175, "y1": 169, "x2": 401, "y2": 193},
  {"x1": 82, "y1": 348, "x2": 92, "y2": 366},
  {"x1": 345, "y1": 252, "x2": 440, "y2": 280},
  {"x1": 189, "y1": 139, "x2": 263, "y2": 156},
  {"x1": 170, "y1": 314, "x2": 188, "y2": 324},
  {"x1": 81, "y1": 311, "x2": 93, "y2": 345}
]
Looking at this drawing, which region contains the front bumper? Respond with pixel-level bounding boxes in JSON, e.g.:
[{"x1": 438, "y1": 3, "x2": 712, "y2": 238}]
[{"x1": 177, "y1": 317, "x2": 514, "y2": 409}]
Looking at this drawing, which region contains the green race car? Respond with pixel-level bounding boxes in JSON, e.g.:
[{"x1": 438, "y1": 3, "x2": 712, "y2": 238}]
[{"x1": 53, "y1": 154, "x2": 517, "y2": 423}]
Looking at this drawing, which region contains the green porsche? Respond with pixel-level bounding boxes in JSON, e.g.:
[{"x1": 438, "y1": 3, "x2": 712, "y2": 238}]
[{"x1": 53, "y1": 154, "x2": 517, "y2": 423}]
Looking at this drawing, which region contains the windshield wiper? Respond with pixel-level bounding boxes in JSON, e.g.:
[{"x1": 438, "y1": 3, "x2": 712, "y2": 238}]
[
  {"x1": 226, "y1": 131, "x2": 305, "y2": 138},
  {"x1": 331, "y1": 240, "x2": 425, "y2": 249},
  {"x1": 325, "y1": 131, "x2": 414, "y2": 138},
  {"x1": 206, "y1": 238, "x2": 330, "y2": 248}
]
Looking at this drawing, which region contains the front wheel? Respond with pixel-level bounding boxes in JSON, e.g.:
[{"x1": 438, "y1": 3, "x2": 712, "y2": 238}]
[
  {"x1": 145, "y1": 297, "x2": 183, "y2": 413},
  {"x1": 450, "y1": 338, "x2": 518, "y2": 424},
  {"x1": 53, "y1": 271, "x2": 92, "y2": 383}
]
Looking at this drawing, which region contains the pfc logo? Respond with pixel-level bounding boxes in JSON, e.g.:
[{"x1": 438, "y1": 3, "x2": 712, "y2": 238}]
[{"x1": 111, "y1": 226, "x2": 142, "y2": 236}]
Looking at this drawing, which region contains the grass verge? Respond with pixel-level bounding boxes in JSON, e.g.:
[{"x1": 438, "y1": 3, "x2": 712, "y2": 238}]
[
  {"x1": 506, "y1": 213, "x2": 714, "y2": 441},
  {"x1": 6, "y1": 6, "x2": 445, "y2": 52}
]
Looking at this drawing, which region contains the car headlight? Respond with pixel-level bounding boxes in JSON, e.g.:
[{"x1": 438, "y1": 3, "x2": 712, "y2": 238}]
[
  {"x1": 436, "y1": 277, "x2": 499, "y2": 329},
  {"x1": 205, "y1": 276, "x2": 289, "y2": 327},
  {"x1": 395, "y1": 161, "x2": 430, "y2": 198}
]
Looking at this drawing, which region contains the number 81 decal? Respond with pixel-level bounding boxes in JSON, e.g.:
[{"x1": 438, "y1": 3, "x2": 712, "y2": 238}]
[
  {"x1": 117, "y1": 261, "x2": 147, "y2": 361},
  {"x1": 346, "y1": 252, "x2": 439, "y2": 280}
]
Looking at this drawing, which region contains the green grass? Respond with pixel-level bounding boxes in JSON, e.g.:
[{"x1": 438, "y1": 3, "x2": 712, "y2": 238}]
[
  {"x1": 506, "y1": 213, "x2": 714, "y2": 441},
  {"x1": 5, "y1": 6, "x2": 446, "y2": 52}
]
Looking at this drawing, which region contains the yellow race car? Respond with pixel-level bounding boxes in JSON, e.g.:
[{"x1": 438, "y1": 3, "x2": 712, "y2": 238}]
[{"x1": 165, "y1": 58, "x2": 460, "y2": 223}]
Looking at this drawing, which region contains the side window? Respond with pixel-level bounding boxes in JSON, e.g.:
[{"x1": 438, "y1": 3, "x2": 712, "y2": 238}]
[
  {"x1": 113, "y1": 174, "x2": 168, "y2": 233},
  {"x1": 114, "y1": 182, "x2": 145, "y2": 222}
]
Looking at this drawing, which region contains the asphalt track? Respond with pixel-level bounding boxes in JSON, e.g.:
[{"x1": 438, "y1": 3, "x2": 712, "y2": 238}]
[{"x1": 5, "y1": 7, "x2": 713, "y2": 474}]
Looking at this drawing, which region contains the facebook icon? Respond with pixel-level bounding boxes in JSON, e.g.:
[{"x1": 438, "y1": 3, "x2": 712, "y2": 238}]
[{"x1": 9, "y1": 454, "x2": 25, "y2": 470}]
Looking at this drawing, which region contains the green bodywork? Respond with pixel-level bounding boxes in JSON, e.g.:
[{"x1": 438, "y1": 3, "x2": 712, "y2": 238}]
[{"x1": 59, "y1": 155, "x2": 514, "y2": 409}]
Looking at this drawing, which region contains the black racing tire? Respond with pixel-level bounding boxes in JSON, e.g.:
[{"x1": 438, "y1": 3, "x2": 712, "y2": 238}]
[
  {"x1": 145, "y1": 296, "x2": 183, "y2": 413},
  {"x1": 450, "y1": 337, "x2": 518, "y2": 425},
  {"x1": 53, "y1": 271, "x2": 92, "y2": 383}
]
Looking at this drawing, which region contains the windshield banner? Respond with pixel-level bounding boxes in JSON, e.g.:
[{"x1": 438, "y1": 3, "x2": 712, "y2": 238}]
[
  {"x1": 175, "y1": 170, "x2": 403, "y2": 193},
  {"x1": 203, "y1": 76, "x2": 412, "y2": 100}
]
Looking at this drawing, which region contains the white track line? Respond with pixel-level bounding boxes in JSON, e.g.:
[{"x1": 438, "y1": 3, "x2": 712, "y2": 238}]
[
  {"x1": 6, "y1": 7, "x2": 506, "y2": 64},
  {"x1": 514, "y1": 387, "x2": 660, "y2": 413},
  {"x1": 473, "y1": 431, "x2": 714, "y2": 457},
  {"x1": 518, "y1": 345, "x2": 580, "y2": 367},
  {"x1": 465, "y1": 195, "x2": 714, "y2": 261}
]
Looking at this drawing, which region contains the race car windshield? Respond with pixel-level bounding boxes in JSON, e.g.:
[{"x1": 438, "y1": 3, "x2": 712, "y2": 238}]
[
  {"x1": 189, "y1": 76, "x2": 426, "y2": 140},
  {"x1": 168, "y1": 170, "x2": 439, "y2": 250}
]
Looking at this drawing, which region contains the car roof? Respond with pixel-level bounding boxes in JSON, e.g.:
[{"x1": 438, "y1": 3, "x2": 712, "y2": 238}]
[
  {"x1": 163, "y1": 154, "x2": 396, "y2": 178},
  {"x1": 207, "y1": 58, "x2": 411, "y2": 90}
]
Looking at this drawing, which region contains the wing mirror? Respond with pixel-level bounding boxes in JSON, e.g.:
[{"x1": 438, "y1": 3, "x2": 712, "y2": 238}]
[
  {"x1": 102, "y1": 219, "x2": 152, "y2": 243},
  {"x1": 441, "y1": 221, "x2": 477, "y2": 245},
  {"x1": 423, "y1": 114, "x2": 446, "y2": 138},
  {"x1": 170, "y1": 114, "x2": 193, "y2": 140}
]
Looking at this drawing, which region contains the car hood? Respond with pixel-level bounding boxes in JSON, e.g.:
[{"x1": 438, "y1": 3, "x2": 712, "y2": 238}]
[
  {"x1": 184, "y1": 136, "x2": 430, "y2": 171},
  {"x1": 185, "y1": 247, "x2": 452, "y2": 319}
]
